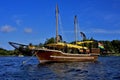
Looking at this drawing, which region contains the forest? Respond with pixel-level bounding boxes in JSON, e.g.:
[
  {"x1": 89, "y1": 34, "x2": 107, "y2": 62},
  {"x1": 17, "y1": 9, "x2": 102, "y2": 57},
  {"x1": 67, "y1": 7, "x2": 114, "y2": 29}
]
[{"x1": 0, "y1": 37, "x2": 120, "y2": 56}]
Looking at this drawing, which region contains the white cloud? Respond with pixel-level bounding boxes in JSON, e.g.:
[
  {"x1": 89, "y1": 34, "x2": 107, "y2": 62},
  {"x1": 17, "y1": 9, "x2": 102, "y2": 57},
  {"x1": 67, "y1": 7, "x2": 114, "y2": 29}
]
[
  {"x1": 91, "y1": 29, "x2": 107, "y2": 33},
  {"x1": 60, "y1": 28, "x2": 120, "y2": 35},
  {"x1": 87, "y1": 28, "x2": 120, "y2": 34},
  {"x1": 12, "y1": 14, "x2": 26, "y2": 25},
  {"x1": 24, "y1": 28, "x2": 32, "y2": 33},
  {"x1": 0, "y1": 25, "x2": 15, "y2": 33}
]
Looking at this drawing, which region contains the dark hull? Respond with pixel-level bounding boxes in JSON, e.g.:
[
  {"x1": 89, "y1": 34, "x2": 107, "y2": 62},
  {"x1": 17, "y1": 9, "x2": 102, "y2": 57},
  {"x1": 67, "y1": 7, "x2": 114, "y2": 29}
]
[{"x1": 35, "y1": 49, "x2": 99, "y2": 63}]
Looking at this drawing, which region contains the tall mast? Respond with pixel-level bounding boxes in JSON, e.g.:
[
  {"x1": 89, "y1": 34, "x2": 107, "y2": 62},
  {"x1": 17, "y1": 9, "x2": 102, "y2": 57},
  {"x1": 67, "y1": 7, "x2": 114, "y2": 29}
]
[
  {"x1": 56, "y1": 4, "x2": 59, "y2": 43},
  {"x1": 74, "y1": 15, "x2": 78, "y2": 44}
]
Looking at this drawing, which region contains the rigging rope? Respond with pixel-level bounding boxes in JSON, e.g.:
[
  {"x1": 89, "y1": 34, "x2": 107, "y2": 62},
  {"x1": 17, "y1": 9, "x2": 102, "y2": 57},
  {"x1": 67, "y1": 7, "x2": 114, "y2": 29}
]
[
  {"x1": 58, "y1": 14, "x2": 67, "y2": 42},
  {"x1": 77, "y1": 22, "x2": 81, "y2": 41},
  {"x1": 22, "y1": 52, "x2": 36, "y2": 65}
]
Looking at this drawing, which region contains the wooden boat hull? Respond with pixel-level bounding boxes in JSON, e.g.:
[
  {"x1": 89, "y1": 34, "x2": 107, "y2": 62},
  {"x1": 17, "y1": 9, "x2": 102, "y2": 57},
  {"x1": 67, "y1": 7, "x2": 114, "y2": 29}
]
[
  {"x1": 8, "y1": 42, "x2": 100, "y2": 64},
  {"x1": 34, "y1": 49, "x2": 99, "y2": 63}
]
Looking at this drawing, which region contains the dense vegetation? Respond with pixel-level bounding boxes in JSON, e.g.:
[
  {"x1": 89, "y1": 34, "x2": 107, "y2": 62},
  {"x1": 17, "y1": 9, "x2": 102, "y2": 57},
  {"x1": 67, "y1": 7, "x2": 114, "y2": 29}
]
[
  {"x1": 0, "y1": 48, "x2": 14, "y2": 56},
  {"x1": 0, "y1": 37, "x2": 120, "y2": 56}
]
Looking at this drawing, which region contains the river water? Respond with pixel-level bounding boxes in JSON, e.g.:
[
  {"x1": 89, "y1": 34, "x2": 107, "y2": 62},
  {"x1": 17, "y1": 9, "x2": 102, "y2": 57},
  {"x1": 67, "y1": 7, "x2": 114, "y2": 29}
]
[{"x1": 0, "y1": 56, "x2": 120, "y2": 80}]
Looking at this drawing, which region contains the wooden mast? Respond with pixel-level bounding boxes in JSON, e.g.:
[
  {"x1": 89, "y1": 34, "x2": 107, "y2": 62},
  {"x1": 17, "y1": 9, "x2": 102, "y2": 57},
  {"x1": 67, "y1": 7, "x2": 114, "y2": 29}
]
[
  {"x1": 74, "y1": 15, "x2": 78, "y2": 44},
  {"x1": 56, "y1": 4, "x2": 59, "y2": 43}
]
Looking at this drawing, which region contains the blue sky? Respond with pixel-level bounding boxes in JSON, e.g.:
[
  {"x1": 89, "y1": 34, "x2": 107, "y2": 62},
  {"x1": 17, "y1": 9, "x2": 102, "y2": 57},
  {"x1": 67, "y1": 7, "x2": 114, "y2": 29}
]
[{"x1": 0, "y1": 0, "x2": 120, "y2": 50}]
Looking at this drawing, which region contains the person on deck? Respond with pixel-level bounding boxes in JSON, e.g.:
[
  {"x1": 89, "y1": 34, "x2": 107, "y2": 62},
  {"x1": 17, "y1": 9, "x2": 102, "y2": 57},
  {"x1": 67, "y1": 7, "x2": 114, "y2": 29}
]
[{"x1": 28, "y1": 43, "x2": 35, "y2": 49}]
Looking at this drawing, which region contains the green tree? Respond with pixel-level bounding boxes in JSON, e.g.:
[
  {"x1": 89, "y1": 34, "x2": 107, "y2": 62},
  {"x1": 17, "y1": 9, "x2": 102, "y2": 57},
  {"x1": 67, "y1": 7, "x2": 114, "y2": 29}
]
[
  {"x1": 44, "y1": 37, "x2": 55, "y2": 45},
  {"x1": 0, "y1": 48, "x2": 15, "y2": 55},
  {"x1": 111, "y1": 40, "x2": 120, "y2": 53},
  {"x1": 103, "y1": 41, "x2": 114, "y2": 52}
]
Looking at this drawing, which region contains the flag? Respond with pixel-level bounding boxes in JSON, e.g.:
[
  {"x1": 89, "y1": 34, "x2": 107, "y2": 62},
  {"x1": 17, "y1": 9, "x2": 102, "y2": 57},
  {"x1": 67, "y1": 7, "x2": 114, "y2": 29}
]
[{"x1": 98, "y1": 42, "x2": 104, "y2": 49}]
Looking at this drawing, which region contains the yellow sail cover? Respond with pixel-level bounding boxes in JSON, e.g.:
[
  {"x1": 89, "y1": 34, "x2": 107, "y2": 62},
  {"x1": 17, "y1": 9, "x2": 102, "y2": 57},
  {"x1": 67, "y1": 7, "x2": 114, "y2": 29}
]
[
  {"x1": 47, "y1": 42, "x2": 88, "y2": 49},
  {"x1": 76, "y1": 41, "x2": 93, "y2": 45}
]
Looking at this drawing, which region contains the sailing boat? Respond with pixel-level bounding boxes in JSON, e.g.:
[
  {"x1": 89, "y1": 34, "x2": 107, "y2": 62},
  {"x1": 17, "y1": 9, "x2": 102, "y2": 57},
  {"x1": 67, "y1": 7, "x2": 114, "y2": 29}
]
[{"x1": 9, "y1": 4, "x2": 100, "y2": 63}]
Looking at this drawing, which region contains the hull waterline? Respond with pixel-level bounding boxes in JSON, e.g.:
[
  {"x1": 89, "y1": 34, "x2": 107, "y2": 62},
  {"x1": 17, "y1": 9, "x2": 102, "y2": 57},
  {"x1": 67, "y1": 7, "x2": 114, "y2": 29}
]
[{"x1": 35, "y1": 49, "x2": 99, "y2": 63}]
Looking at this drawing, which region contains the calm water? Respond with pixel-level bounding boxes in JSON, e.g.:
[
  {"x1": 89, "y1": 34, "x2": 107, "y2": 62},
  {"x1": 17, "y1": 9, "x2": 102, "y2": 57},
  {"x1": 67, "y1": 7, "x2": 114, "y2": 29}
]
[{"x1": 0, "y1": 56, "x2": 120, "y2": 80}]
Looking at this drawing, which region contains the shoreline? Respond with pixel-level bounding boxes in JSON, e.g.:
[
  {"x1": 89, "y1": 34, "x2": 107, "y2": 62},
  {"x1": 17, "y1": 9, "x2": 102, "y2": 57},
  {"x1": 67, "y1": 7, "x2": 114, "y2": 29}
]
[
  {"x1": 100, "y1": 53, "x2": 120, "y2": 57},
  {"x1": 0, "y1": 53, "x2": 120, "y2": 57}
]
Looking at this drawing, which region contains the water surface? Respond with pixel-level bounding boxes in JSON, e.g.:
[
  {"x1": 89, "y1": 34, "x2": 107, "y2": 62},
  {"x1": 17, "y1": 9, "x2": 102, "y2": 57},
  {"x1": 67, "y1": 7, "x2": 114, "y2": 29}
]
[{"x1": 0, "y1": 56, "x2": 120, "y2": 80}]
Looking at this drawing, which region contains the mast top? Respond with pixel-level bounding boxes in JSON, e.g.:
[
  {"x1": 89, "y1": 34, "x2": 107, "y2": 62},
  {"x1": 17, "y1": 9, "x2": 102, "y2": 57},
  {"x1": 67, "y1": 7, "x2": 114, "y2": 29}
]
[
  {"x1": 56, "y1": 4, "x2": 59, "y2": 43},
  {"x1": 74, "y1": 15, "x2": 78, "y2": 44},
  {"x1": 56, "y1": 4, "x2": 59, "y2": 14}
]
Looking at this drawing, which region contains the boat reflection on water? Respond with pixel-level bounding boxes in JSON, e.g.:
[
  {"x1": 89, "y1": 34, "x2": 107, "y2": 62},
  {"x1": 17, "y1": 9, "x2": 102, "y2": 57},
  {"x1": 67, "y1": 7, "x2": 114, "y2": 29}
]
[{"x1": 38, "y1": 61, "x2": 100, "y2": 79}]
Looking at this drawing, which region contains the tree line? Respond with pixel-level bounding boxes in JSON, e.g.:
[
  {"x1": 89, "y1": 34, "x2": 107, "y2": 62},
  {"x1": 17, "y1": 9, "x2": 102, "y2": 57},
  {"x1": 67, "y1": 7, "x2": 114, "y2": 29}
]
[{"x1": 0, "y1": 37, "x2": 120, "y2": 56}]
